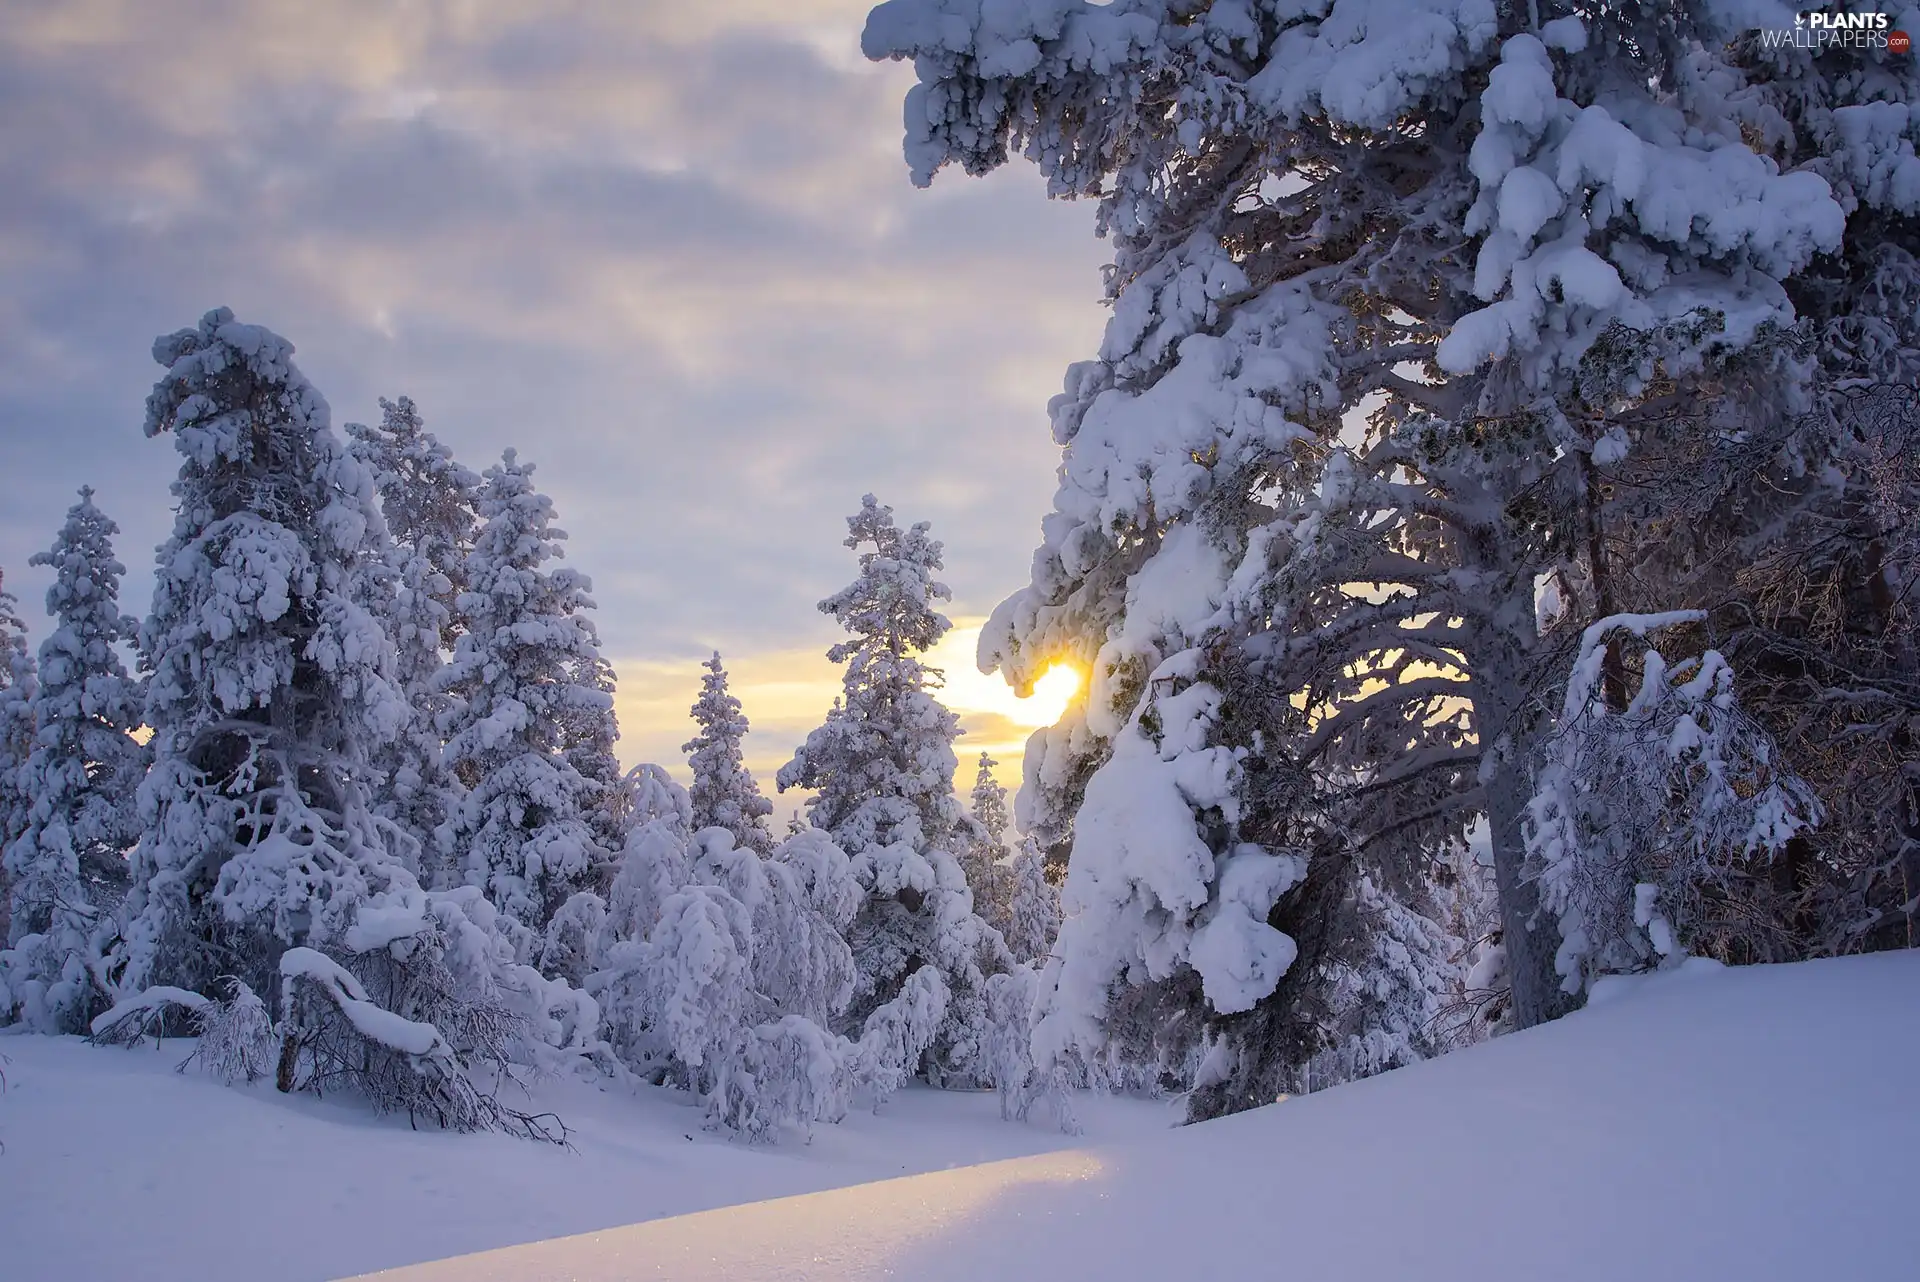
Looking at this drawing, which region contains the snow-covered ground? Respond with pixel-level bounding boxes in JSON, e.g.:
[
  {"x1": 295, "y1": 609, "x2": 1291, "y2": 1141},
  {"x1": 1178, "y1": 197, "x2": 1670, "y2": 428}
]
[
  {"x1": 349, "y1": 951, "x2": 1919, "y2": 1282},
  {"x1": 0, "y1": 1035, "x2": 1172, "y2": 1282},
  {"x1": 5, "y1": 952, "x2": 1915, "y2": 1282}
]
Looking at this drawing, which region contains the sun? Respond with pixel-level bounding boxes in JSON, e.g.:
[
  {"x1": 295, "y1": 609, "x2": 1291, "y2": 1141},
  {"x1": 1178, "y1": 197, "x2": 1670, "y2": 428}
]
[
  {"x1": 924, "y1": 626, "x2": 1087, "y2": 731},
  {"x1": 1018, "y1": 662, "x2": 1085, "y2": 727}
]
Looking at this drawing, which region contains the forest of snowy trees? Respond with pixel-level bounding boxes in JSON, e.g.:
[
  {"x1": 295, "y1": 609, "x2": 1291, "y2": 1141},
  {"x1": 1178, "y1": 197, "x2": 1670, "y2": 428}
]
[
  {"x1": 3, "y1": 0, "x2": 1917, "y2": 1142},
  {"x1": 0, "y1": 312, "x2": 1057, "y2": 1138}
]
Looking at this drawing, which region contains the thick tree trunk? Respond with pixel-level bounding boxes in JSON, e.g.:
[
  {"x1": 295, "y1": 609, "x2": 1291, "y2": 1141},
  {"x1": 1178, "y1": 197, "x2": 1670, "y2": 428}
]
[
  {"x1": 1468, "y1": 580, "x2": 1576, "y2": 1031},
  {"x1": 1482, "y1": 751, "x2": 1573, "y2": 1029}
]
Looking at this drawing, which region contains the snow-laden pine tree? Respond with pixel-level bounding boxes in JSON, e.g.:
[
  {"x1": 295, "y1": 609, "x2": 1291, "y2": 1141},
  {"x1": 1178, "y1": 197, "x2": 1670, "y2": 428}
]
[
  {"x1": 437, "y1": 450, "x2": 613, "y2": 940},
  {"x1": 563, "y1": 650, "x2": 627, "y2": 855},
  {"x1": 113, "y1": 308, "x2": 415, "y2": 1003},
  {"x1": 98, "y1": 311, "x2": 595, "y2": 1135},
  {"x1": 345, "y1": 395, "x2": 480, "y2": 883},
  {"x1": 778, "y1": 495, "x2": 1006, "y2": 1085},
  {"x1": 960, "y1": 753, "x2": 1012, "y2": 934},
  {"x1": 0, "y1": 569, "x2": 38, "y2": 946},
  {"x1": 684, "y1": 652, "x2": 774, "y2": 853},
  {"x1": 866, "y1": 0, "x2": 1850, "y2": 1111},
  {"x1": 0, "y1": 490, "x2": 146, "y2": 1031},
  {"x1": 1004, "y1": 834, "x2": 1059, "y2": 965}
]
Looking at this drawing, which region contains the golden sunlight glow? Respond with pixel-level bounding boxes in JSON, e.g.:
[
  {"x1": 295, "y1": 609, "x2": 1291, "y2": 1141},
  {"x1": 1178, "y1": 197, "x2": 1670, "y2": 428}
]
[
  {"x1": 1024, "y1": 662, "x2": 1085, "y2": 724},
  {"x1": 349, "y1": 1149, "x2": 1109, "y2": 1281},
  {"x1": 926, "y1": 625, "x2": 1085, "y2": 730},
  {"x1": 609, "y1": 623, "x2": 1089, "y2": 799}
]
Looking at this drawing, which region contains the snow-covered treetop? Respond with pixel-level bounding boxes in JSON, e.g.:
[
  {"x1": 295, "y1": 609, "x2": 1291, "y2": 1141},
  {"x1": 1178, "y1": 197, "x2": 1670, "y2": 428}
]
[
  {"x1": 146, "y1": 308, "x2": 372, "y2": 546},
  {"x1": 684, "y1": 652, "x2": 775, "y2": 854},
  {"x1": 440, "y1": 449, "x2": 608, "y2": 771},
  {"x1": 969, "y1": 752, "x2": 1010, "y2": 850},
  {"x1": 346, "y1": 396, "x2": 479, "y2": 578},
  {"x1": 24, "y1": 488, "x2": 143, "y2": 751},
  {"x1": 140, "y1": 307, "x2": 402, "y2": 755},
  {"x1": 821, "y1": 494, "x2": 953, "y2": 662},
  {"x1": 346, "y1": 395, "x2": 480, "y2": 676},
  {"x1": 0, "y1": 567, "x2": 29, "y2": 684},
  {"x1": 460, "y1": 451, "x2": 578, "y2": 604},
  {"x1": 778, "y1": 496, "x2": 968, "y2": 857}
]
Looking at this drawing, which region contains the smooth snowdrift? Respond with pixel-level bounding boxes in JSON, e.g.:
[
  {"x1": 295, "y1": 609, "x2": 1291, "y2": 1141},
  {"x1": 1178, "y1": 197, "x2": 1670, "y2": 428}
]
[
  {"x1": 0, "y1": 1039, "x2": 1168, "y2": 1282},
  {"x1": 351, "y1": 952, "x2": 1919, "y2": 1281}
]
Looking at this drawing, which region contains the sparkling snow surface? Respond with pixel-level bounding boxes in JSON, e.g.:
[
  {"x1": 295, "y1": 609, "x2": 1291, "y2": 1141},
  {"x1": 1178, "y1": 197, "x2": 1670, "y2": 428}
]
[{"x1": 349, "y1": 951, "x2": 1917, "y2": 1281}]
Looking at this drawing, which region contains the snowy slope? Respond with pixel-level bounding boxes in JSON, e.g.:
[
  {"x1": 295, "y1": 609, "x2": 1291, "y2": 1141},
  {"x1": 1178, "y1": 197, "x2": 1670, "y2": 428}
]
[
  {"x1": 0, "y1": 1038, "x2": 1170, "y2": 1282},
  {"x1": 351, "y1": 952, "x2": 1920, "y2": 1282}
]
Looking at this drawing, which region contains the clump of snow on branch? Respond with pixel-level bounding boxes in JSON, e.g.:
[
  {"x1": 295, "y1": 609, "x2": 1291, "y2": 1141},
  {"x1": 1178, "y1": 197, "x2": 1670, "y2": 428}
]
[{"x1": 1437, "y1": 21, "x2": 1844, "y2": 381}]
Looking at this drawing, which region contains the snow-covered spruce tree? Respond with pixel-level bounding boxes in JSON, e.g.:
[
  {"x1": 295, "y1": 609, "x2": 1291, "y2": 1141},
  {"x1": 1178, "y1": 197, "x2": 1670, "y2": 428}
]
[
  {"x1": 0, "y1": 569, "x2": 39, "y2": 946},
  {"x1": 113, "y1": 308, "x2": 415, "y2": 1004},
  {"x1": 1528, "y1": 613, "x2": 1821, "y2": 993},
  {"x1": 438, "y1": 450, "x2": 614, "y2": 942},
  {"x1": 99, "y1": 311, "x2": 585, "y2": 1137},
  {"x1": 960, "y1": 752, "x2": 1012, "y2": 934},
  {"x1": 345, "y1": 395, "x2": 480, "y2": 883},
  {"x1": 1004, "y1": 834, "x2": 1060, "y2": 965},
  {"x1": 563, "y1": 650, "x2": 627, "y2": 856},
  {"x1": 866, "y1": 1, "x2": 1847, "y2": 1110},
  {"x1": 684, "y1": 652, "x2": 774, "y2": 853},
  {"x1": 0, "y1": 490, "x2": 147, "y2": 1032},
  {"x1": 777, "y1": 495, "x2": 1007, "y2": 1086}
]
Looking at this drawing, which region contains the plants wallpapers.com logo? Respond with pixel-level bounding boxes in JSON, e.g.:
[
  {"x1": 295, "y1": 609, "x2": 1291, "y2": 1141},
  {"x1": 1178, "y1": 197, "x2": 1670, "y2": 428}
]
[{"x1": 1758, "y1": 11, "x2": 1913, "y2": 51}]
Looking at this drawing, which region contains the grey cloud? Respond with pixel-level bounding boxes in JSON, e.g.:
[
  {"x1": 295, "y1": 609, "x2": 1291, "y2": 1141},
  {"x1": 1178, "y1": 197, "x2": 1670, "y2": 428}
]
[{"x1": 0, "y1": 2, "x2": 1110, "y2": 741}]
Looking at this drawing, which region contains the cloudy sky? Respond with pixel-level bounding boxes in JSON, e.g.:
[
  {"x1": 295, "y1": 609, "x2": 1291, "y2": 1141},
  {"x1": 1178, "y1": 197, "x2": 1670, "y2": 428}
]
[{"x1": 0, "y1": 0, "x2": 1114, "y2": 807}]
